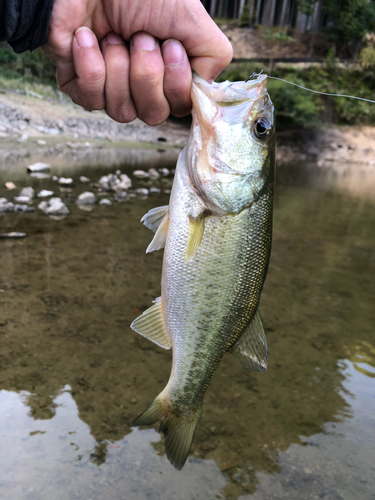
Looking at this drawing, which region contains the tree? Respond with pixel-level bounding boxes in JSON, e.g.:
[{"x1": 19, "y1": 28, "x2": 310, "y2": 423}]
[{"x1": 324, "y1": 0, "x2": 375, "y2": 56}]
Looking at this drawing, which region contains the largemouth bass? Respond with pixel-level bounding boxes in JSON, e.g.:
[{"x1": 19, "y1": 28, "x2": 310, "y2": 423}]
[{"x1": 131, "y1": 73, "x2": 275, "y2": 470}]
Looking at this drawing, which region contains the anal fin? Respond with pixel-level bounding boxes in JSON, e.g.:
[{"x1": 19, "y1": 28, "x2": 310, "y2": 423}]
[
  {"x1": 229, "y1": 308, "x2": 268, "y2": 371},
  {"x1": 130, "y1": 297, "x2": 171, "y2": 349}
]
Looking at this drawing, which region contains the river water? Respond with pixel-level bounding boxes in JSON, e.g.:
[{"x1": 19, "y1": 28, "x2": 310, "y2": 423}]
[{"x1": 0, "y1": 148, "x2": 374, "y2": 500}]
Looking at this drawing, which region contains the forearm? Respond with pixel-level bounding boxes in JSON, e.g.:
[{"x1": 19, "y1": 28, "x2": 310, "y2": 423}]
[{"x1": 0, "y1": 0, "x2": 54, "y2": 52}]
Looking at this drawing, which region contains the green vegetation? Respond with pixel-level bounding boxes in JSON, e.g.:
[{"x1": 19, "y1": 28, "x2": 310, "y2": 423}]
[
  {"x1": 261, "y1": 28, "x2": 295, "y2": 43},
  {"x1": 219, "y1": 60, "x2": 375, "y2": 129},
  {"x1": 323, "y1": 0, "x2": 375, "y2": 55},
  {"x1": 0, "y1": 44, "x2": 56, "y2": 84}
]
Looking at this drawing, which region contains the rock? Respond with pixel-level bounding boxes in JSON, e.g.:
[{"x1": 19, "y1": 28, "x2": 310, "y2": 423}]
[
  {"x1": 0, "y1": 232, "x2": 27, "y2": 239},
  {"x1": 18, "y1": 133, "x2": 29, "y2": 142},
  {"x1": 5, "y1": 182, "x2": 16, "y2": 190},
  {"x1": 19, "y1": 187, "x2": 35, "y2": 199},
  {"x1": 13, "y1": 204, "x2": 34, "y2": 213},
  {"x1": 37, "y1": 190, "x2": 54, "y2": 198},
  {"x1": 149, "y1": 187, "x2": 161, "y2": 195},
  {"x1": 112, "y1": 174, "x2": 132, "y2": 194},
  {"x1": 14, "y1": 196, "x2": 32, "y2": 203},
  {"x1": 148, "y1": 168, "x2": 160, "y2": 179},
  {"x1": 132, "y1": 170, "x2": 149, "y2": 179},
  {"x1": 77, "y1": 191, "x2": 96, "y2": 205},
  {"x1": 99, "y1": 198, "x2": 112, "y2": 206},
  {"x1": 38, "y1": 197, "x2": 69, "y2": 215},
  {"x1": 0, "y1": 199, "x2": 14, "y2": 213},
  {"x1": 98, "y1": 175, "x2": 110, "y2": 190},
  {"x1": 77, "y1": 204, "x2": 94, "y2": 212},
  {"x1": 37, "y1": 140, "x2": 47, "y2": 145},
  {"x1": 27, "y1": 162, "x2": 51, "y2": 173},
  {"x1": 108, "y1": 174, "x2": 120, "y2": 189},
  {"x1": 119, "y1": 174, "x2": 132, "y2": 189},
  {"x1": 115, "y1": 170, "x2": 121, "y2": 175},
  {"x1": 52, "y1": 175, "x2": 59, "y2": 181},
  {"x1": 58, "y1": 177, "x2": 74, "y2": 186},
  {"x1": 115, "y1": 191, "x2": 130, "y2": 202},
  {"x1": 158, "y1": 167, "x2": 170, "y2": 177},
  {"x1": 29, "y1": 172, "x2": 51, "y2": 179},
  {"x1": 80, "y1": 176, "x2": 90, "y2": 183},
  {"x1": 135, "y1": 188, "x2": 149, "y2": 196}
]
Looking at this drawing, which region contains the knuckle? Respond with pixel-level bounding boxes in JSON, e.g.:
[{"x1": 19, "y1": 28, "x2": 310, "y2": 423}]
[
  {"x1": 108, "y1": 105, "x2": 137, "y2": 124},
  {"x1": 138, "y1": 109, "x2": 169, "y2": 126}
]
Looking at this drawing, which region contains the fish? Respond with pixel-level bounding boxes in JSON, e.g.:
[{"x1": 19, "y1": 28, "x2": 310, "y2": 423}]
[{"x1": 131, "y1": 72, "x2": 275, "y2": 470}]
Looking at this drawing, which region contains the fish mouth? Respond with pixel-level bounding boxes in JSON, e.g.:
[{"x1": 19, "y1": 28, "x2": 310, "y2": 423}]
[{"x1": 192, "y1": 72, "x2": 268, "y2": 107}]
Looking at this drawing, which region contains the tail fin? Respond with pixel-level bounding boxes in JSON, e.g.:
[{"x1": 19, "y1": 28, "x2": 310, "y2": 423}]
[{"x1": 132, "y1": 395, "x2": 202, "y2": 471}]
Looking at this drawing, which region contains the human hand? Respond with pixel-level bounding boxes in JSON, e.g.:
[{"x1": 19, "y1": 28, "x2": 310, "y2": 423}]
[{"x1": 43, "y1": 0, "x2": 233, "y2": 125}]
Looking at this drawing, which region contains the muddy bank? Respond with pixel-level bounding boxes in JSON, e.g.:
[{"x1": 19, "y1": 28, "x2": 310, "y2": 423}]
[
  {"x1": 276, "y1": 126, "x2": 375, "y2": 167},
  {"x1": 1, "y1": 92, "x2": 375, "y2": 170},
  {"x1": 0, "y1": 93, "x2": 189, "y2": 147}
]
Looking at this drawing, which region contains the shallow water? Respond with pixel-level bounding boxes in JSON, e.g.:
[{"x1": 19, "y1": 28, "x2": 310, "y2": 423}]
[{"x1": 0, "y1": 152, "x2": 374, "y2": 500}]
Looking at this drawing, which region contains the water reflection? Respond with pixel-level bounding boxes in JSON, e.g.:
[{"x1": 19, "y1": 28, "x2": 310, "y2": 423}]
[{"x1": 0, "y1": 155, "x2": 374, "y2": 499}]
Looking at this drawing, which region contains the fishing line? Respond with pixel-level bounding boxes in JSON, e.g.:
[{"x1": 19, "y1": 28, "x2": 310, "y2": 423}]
[{"x1": 267, "y1": 76, "x2": 375, "y2": 104}]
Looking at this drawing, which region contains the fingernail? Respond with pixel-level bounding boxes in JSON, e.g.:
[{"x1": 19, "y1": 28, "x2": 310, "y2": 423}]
[
  {"x1": 104, "y1": 32, "x2": 125, "y2": 45},
  {"x1": 162, "y1": 40, "x2": 184, "y2": 66},
  {"x1": 75, "y1": 27, "x2": 96, "y2": 48},
  {"x1": 132, "y1": 32, "x2": 156, "y2": 51}
]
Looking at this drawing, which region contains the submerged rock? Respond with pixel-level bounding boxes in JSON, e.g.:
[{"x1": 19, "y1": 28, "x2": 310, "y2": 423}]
[
  {"x1": 13, "y1": 204, "x2": 34, "y2": 212},
  {"x1": 38, "y1": 197, "x2": 70, "y2": 215},
  {"x1": 14, "y1": 196, "x2": 31, "y2": 203},
  {"x1": 58, "y1": 177, "x2": 74, "y2": 186},
  {"x1": 133, "y1": 170, "x2": 149, "y2": 179},
  {"x1": 135, "y1": 188, "x2": 149, "y2": 196},
  {"x1": 27, "y1": 162, "x2": 51, "y2": 173},
  {"x1": 5, "y1": 182, "x2": 16, "y2": 190},
  {"x1": 149, "y1": 187, "x2": 161, "y2": 195},
  {"x1": 77, "y1": 191, "x2": 96, "y2": 205},
  {"x1": 99, "y1": 198, "x2": 112, "y2": 206},
  {"x1": 19, "y1": 187, "x2": 35, "y2": 200},
  {"x1": 0, "y1": 199, "x2": 14, "y2": 213},
  {"x1": 0, "y1": 232, "x2": 27, "y2": 238},
  {"x1": 80, "y1": 176, "x2": 90, "y2": 183},
  {"x1": 148, "y1": 168, "x2": 160, "y2": 179},
  {"x1": 158, "y1": 167, "x2": 170, "y2": 177},
  {"x1": 115, "y1": 191, "x2": 130, "y2": 202},
  {"x1": 37, "y1": 190, "x2": 54, "y2": 198},
  {"x1": 98, "y1": 175, "x2": 110, "y2": 190}
]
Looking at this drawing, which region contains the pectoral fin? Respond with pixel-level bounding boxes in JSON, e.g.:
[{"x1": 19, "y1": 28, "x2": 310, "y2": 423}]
[
  {"x1": 146, "y1": 213, "x2": 169, "y2": 253},
  {"x1": 229, "y1": 308, "x2": 268, "y2": 371},
  {"x1": 185, "y1": 214, "x2": 206, "y2": 263},
  {"x1": 141, "y1": 205, "x2": 169, "y2": 233},
  {"x1": 130, "y1": 297, "x2": 171, "y2": 349}
]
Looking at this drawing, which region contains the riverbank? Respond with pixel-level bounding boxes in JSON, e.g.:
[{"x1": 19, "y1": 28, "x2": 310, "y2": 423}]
[{"x1": 1, "y1": 91, "x2": 375, "y2": 170}]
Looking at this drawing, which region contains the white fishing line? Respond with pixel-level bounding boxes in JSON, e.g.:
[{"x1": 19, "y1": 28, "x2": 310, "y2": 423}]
[{"x1": 267, "y1": 76, "x2": 375, "y2": 104}]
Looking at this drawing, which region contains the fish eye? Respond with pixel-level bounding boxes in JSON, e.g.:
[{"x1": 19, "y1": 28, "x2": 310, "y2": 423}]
[{"x1": 253, "y1": 117, "x2": 272, "y2": 140}]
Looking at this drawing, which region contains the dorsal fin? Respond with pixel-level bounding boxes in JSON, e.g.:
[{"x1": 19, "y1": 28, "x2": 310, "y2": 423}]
[
  {"x1": 141, "y1": 205, "x2": 169, "y2": 233},
  {"x1": 229, "y1": 308, "x2": 268, "y2": 371},
  {"x1": 130, "y1": 297, "x2": 171, "y2": 349}
]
